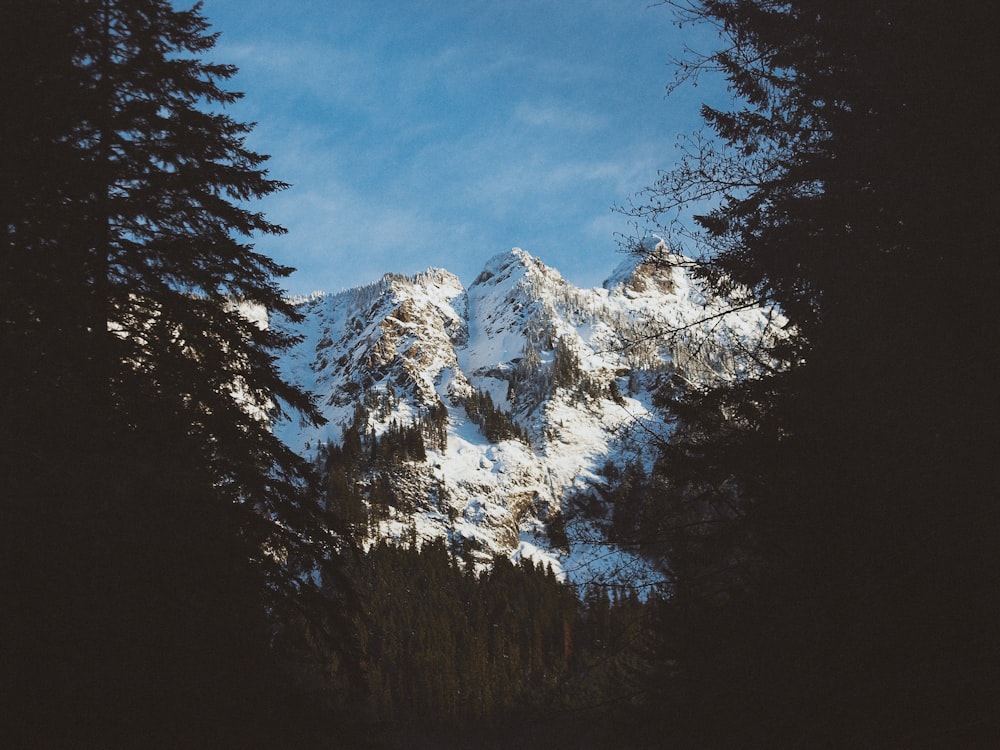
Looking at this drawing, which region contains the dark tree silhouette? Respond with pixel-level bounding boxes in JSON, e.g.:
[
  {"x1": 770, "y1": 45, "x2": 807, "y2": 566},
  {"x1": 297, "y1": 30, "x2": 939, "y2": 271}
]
[
  {"x1": 1, "y1": 1, "x2": 349, "y2": 744},
  {"x1": 623, "y1": 1, "x2": 998, "y2": 746}
]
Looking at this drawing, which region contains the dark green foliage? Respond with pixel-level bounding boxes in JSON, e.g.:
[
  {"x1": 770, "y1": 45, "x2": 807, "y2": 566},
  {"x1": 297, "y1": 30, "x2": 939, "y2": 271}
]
[
  {"x1": 463, "y1": 386, "x2": 529, "y2": 444},
  {"x1": 350, "y1": 389, "x2": 447, "y2": 461},
  {"x1": 608, "y1": 461, "x2": 654, "y2": 544},
  {"x1": 373, "y1": 419, "x2": 427, "y2": 464},
  {"x1": 624, "y1": 1, "x2": 998, "y2": 746},
  {"x1": 0, "y1": 1, "x2": 348, "y2": 743},
  {"x1": 543, "y1": 508, "x2": 570, "y2": 553},
  {"x1": 551, "y1": 336, "x2": 582, "y2": 389},
  {"x1": 318, "y1": 400, "x2": 452, "y2": 532},
  {"x1": 510, "y1": 336, "x2": 612, "y2": 410},
  {"x1": 552, "y1": 337, "x2": 604, "y2": 403},
  {"x1": 345, "y1": 540, "x2": 661, "y2": 748},
  {"x1": 351, "y1": 542, "x2": 572, "y2": 732},
  {"x1": 607, "y1": 378, "x2": 625, "y2": 405},
  {"x1": 319, "y1": 441, "x2": 369, "y2": 530},
  {"x1": 421, "y1": 397, "x2": 449, "y2": 451},
  {"x1": 553, "y1": 336, "x2": 609, "y2": 400},
  {"x1": 508, "y1": 341, "x2": 546, "y2": 408}
]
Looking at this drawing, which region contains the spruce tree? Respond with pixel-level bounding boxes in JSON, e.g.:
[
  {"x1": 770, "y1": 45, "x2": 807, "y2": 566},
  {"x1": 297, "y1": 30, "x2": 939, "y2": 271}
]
[{"x1": 1, "y1": 1, "x2": 347, "y2": 743}]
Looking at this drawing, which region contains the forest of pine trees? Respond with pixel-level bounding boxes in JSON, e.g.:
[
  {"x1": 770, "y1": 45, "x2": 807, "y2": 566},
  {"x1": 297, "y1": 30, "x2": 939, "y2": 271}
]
[{"x1": 333, "y1": 539, "x2": 663, "y2": 749}]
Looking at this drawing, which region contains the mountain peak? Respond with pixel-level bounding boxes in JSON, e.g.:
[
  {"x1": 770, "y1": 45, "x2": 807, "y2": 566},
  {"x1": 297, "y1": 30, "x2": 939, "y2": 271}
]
[
  {"x1": 604, "y1": 239, "x2": 693, "y2": 297},
  {"x1": 474, "y1": 247, "x2": 564, "y2": 283},
  {"x1": 275, "y1": 246, "x2": 778, "y2": 585},
  {"x1": 473, "y1": 248, "x2": 530, "y2": 284}
]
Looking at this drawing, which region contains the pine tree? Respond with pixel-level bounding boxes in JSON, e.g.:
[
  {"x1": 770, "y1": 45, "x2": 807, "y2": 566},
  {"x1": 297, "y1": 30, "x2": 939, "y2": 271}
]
[
  {"x1": 1, "y1": 1, "x2": 348, "y2": 743},
  {"x1": 626, "y1": 1, "x2": 998, "y2": 746}
]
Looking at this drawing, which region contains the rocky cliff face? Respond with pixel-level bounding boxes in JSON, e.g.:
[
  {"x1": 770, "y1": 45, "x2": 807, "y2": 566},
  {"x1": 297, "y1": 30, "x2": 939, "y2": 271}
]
[{"x1": 273, "y1": 245, "x2": 780, "y2": 585}]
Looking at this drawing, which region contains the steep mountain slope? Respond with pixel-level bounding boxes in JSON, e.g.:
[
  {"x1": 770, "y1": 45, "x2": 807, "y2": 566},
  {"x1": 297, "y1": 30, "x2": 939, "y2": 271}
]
[{"x1": 274, "y1": 245, "x2": 780, "y2": 585}]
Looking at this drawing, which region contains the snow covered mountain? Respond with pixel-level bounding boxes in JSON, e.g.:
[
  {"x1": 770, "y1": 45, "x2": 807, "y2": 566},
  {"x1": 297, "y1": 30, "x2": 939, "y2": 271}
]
[{"x1": 274, "y1": 245, "x2": 780, "y2": 586}]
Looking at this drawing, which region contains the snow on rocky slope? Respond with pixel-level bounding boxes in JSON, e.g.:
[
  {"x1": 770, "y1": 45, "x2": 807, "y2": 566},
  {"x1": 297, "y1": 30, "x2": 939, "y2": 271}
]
[{"x1": 273, "y1": 244, "x2": 780, "y2": 586}]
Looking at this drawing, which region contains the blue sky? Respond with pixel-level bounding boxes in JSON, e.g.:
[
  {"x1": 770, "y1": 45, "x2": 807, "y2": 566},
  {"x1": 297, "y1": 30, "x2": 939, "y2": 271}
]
[{"x1": 200, "y1": 0, "x2": 728, "y2": 296}]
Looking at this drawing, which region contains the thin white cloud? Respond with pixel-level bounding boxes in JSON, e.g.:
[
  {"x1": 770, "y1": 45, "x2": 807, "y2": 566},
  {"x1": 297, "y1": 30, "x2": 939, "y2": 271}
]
[{"x1": 512, "y1": 101, "x2": 607, "y2": 132}]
